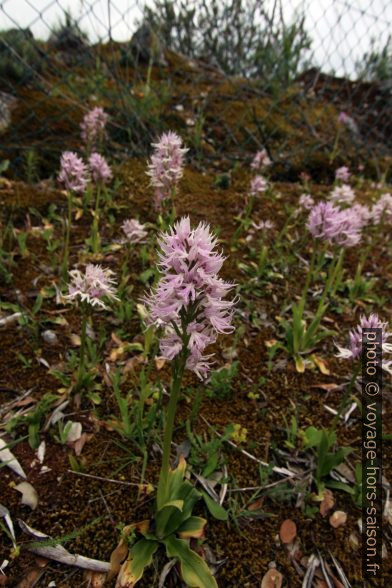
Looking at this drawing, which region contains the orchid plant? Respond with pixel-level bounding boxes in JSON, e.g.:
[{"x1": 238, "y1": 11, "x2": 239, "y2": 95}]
[
  {"x1": 80, "y1": 106, "x2": 108, "y2": 156},
  {"x1": 87, "y1": 152, "x2": 112, "y2": 253},
  {"x1": 269, "y1": 201, "x2": 364, "y2": 371},
  {"x1": 334, "y1": 313, "x2": 392, "y2": 424},
  {"x1": 146, "y1": 131, "x2": 188, "y2": 227},
  {"x1": 110, "y1": 217, "x2": 236, "y2": 587},
  {"x1": 66, "y1": 264, "x2": 118, "y2": 392},
  {"x1": 58, "y1": 151, "x2": 89, "y2": 280}
]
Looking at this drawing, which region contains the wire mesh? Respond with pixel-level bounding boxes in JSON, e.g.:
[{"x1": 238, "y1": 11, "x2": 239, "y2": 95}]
[{"x1": 0, "y1": 0, "x2": 391, "y2": 181}]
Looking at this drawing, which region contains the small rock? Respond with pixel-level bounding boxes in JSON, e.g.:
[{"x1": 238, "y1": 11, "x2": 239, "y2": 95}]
[
  {"x1": 329, "y1": 510, "x2": 347, "y2": 528},
  {"x1": 42, "y1": 329, "x2": 58, "y2": 345}
]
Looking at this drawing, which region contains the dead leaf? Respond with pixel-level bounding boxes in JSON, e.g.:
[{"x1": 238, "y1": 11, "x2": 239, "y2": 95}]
[
  {"x1": 108, "y1": 521, "x2": 149, "y2": 581},
  {"x1": 310, "y1": 383, "x2": 339, "y2": 392},
  {"x1": 279, "y1": 519, "x2": 297, "y2": 544},
  {"x1": 311, "y1": 355, "x2": 330, "y2": 375},
  {"x1": 123, "y1": 355, "x2": 144, "y2": 374},
  {"x1": 294, "y1": 356, "x2": 305, "y2": 373},
  {"x1": 65, "y1": 422, "x2": 82, "y2": 444},
  {"x1": 14, "y1": 482, "x2": 38, "y2": 510},
  {"x1": 260, "y1": 567, "x2": 283, "y2": 588},
  {"x1": 329, "y1": 511, "x2": 347, "y2": 528},
  {"x1": 0, "y1": 437, "x2": 26, "y2": 478},
  {"x1": 248, "y1": 498, "x2": 264, "y2": 512},
  {"x1": 320, "y1": 489, "x2": 335, "y2": 517},
  {"x1": 69, "y1": 333, "x2": 81, "y2": 346},
  {"x1": 155, "y1": 357, "x2": 166, "y2": 370},
  {"x1": 73, "y1": 433, "x2": 93, "y2": 456}
]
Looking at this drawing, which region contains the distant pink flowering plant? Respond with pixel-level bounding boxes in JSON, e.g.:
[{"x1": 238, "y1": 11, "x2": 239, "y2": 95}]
[
  {"x1": 336, "y1": 313, "x2": 392, "y2": 366},
  {"x1": 58, "y1": 151, "x2": 89, "y2": 194},
  {"x1": 146, "y1": 131, "x2": 188, "y2": 212},
  {"x1": 67, "y1": 264, "x2": 118, "y2": 309},
  {"x1": 81, "y1": 106, "x2": 108, "y2": 152},
  {"x1": 307, "y1": 201, "x2": 361, "y2": 248},
  {"x1": 249, "y1": 175, "x2": 268, "y2": 197},
  {"x1": 122, "y1": 218, "x2": 148, "y2": 244},
  {"x1": 120, "y1": 219, "x2": 149, "y2": 292},
  {"x1": 89, "y1": 152, "x2": 112, "y2": 185},
  {"x1": 329, "y1": 184, "x2": 355, "y2": 205},
  {"x1": 371, "y1": 193, "x2": 392, "y2": 224},
  {"x1": 299, "y1": 193, "x2": 314, "y2": 210},
  {"x1": 335, "y1": 166, "x2": 350, "y2": 182},
  {"x1": 66, "y1": 264, "x2": 118, "y2": 391},
  {"x1": 334, "y1": 313, "x2": 392, "y2": 422},
  {"x1": 58, "y1": 151, "x2": 89, "y2": 279},
  {"x1": 88, "y1": 153, "x2": 112, "y2": 253},
  {"x1": 251, "y1": 149, "x2": 271, "y2": 171}
]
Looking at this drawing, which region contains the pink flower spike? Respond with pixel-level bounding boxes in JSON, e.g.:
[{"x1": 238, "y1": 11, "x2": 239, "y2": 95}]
[
  {"x1": 299, "y1": 193, "x2": 314, "y2": 210},
  {"x1": 251, "y1": 149, "x2": 271, "y2": 171},
  {"x1": 146, "y1": 131, "x2": 188, "y2": 210},
  {"x1": 371, "y1": 193, "x2": 392, "y2": 224},
  {"x1": 58, "y1": 151, "x2": 89, "y2": 194},
  {"x1": 329, "y1": 184, "x2": 355, "y2": 204},
  {"x1": 66, "y1": 264, "x2": 118, "y2": 309},
  {"x1": 335, "y1": 166, "x2": 350, "y2": 182},
  {"x1": 307, "y1": 201, "x2": 362, "y2": 248},
  {"x1": 81, "y1": 107, "x2": 108, "y2": 148},
  {"x1": 89, "y1": 152, "x2": 112, "y2": 185},
  {"x1": 144, "y1": 217, "x2": 236, "y2": 379},
  {"x1": 249, "y1": 175, "x2": 268, "y2": 197},
  {"x1": 122, "y1": 218, "x2": 148, "y2": 244},
  {"x1": 336, "y1": 314, "x2": 392, "y2": 372}
]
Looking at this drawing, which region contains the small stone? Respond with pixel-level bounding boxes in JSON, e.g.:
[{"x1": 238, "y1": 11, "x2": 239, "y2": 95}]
[
  {"x1": 42, "y1": 329, "x2": 58, "y2": 345},
  {"x1": 329, "y1": 510, "x2": 347, "y2": 528}
]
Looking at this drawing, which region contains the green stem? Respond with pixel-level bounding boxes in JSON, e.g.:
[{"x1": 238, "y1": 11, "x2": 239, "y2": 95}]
[
  {"x1": 332, "y1": 361, "x2": 361, "y2": 428},
  {"x1": 157, "y1": 355, "x2": 186, "y2": 509},
  {"x1": 76, "y1": 306, "x2": 88, "y2": 391},
  {"x1": 298, "y1": 246, "x2": 316, "y2": 316},
  {"x1": 61, "y1": 192, "x2": 72, "y2": 280},
  {"x1": 91, "y1": 185, "x2": 101, "y2": 253}
]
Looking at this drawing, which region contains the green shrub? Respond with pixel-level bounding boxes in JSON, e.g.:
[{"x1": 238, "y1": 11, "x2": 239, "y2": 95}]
[
  {"x1": 142, "y1": 0, "x2": 311, "y2": 86},
  {"x1": 0, "y1": 28, "x2": 42, "y2": 86}
]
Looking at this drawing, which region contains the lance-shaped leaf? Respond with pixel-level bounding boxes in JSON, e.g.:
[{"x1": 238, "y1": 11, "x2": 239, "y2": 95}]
[
  {"x1": 177, "y1": 516, "x2": 207, "y2": 539},
  {"x1": 116, "y1": 539, "x2": 158, "y2": 588},
  {"x1": 164, "y1": 536, "x2": 218, "y2": 588},
  {"x1": 201, "y1": 491, "x2": 228, "y2": 521},
  {"x1": 108, "y1": 521, "x2": 149, "y2": 581}
]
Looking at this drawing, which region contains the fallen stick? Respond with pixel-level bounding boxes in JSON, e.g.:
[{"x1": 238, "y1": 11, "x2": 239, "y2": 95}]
[{"x1": 18, "y1": 520, "x2": 110, "y2": 573}]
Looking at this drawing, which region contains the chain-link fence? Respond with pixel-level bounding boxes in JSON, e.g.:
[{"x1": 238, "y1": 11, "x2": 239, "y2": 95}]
[{"x1": 0, "y1": 0, "x2": 391, "y2": 182}]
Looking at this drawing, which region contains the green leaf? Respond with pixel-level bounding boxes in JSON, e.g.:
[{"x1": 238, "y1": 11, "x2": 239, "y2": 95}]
[
  {"x1": 326, "y1": 480, "x2": 355, "y2": 495},
  {"x1": 155, "y1": 500, "x2": 184, "y2": 539},
  {"x1": 117, "y1": 538, "x2": 158, "y2": 587},
  {"x1": 201, "y1": 491, "x2": 228, "y2": 521},
  {"x1": 177, "y1": 516, "x2": 207, "y2": 539},
  {"x1": 164, "y1": 536, "x2": 218, "y2": 588},
  {"x1": 303, "y1": 426, "x2": 323, "y2": 448}
]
